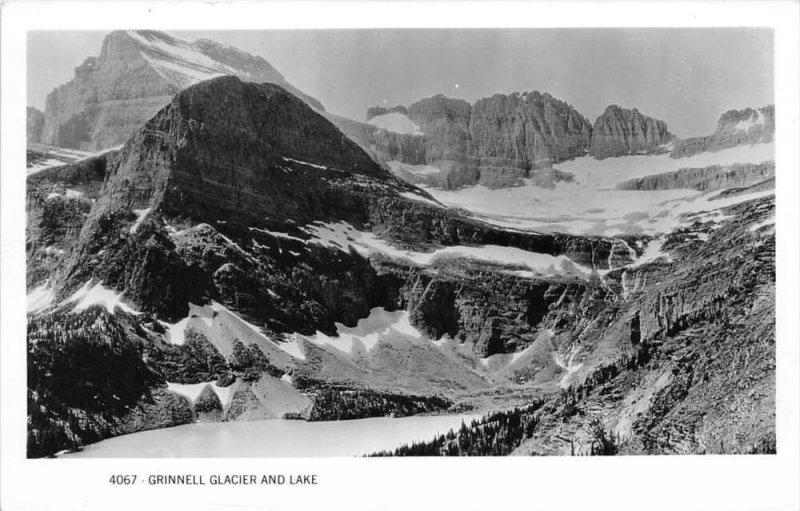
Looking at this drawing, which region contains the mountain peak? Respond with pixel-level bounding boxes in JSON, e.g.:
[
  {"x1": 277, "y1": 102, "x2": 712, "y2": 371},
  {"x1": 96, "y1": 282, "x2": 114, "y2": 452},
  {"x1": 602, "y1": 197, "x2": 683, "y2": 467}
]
[
  {"x1": 39, "y1": 30, "x2": 324, "y2": 151},
  {"x1": 591, "y1": 105, "x2": 672, "y2": 159}
]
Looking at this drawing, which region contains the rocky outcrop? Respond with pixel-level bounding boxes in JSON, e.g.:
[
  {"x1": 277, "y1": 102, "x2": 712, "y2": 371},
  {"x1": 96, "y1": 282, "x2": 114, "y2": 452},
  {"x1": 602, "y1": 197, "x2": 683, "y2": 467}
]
[
  {"x1": 39, "y1": 30, "x2": 323, "y2": 151},
  {"x1": 617, "y1": 162, "x2": 775, "y2": 192},
  {"x1": 590, "y1": 105, "x2": 673, "y2": 159},
  {"x1": 27, "y1": 107, "x2": 45, "y2": 143},
  {"x1": 670, "y1": 105, "x2": 774, "y2": 158},
  {"x1": 366, "y1": 105, "x2": 408, "y2": 121}
]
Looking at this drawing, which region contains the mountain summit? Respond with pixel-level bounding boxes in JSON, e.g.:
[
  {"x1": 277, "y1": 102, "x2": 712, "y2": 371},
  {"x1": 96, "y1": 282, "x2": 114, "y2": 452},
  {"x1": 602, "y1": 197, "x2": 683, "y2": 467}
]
[{"x1": 39, "y1": 30, "x2": 323, "y2": 151}]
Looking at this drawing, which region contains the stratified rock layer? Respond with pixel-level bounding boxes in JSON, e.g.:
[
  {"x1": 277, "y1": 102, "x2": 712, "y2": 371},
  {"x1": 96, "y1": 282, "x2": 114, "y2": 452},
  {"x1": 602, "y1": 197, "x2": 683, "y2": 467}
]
[
  {"x1": 617, "y1": 162, "x2": 775, "y2": 192},
  {"x1": 590, "y1": 105, "x2": 673, "y2": 159}
]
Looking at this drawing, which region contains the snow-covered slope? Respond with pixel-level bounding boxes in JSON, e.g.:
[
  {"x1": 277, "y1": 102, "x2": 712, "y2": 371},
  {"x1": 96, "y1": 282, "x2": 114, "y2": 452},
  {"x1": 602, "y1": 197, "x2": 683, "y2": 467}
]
[
  {"x1": 124, "y1": 31, "x2": 324, "y2": 111},
  {"x1": 428, "y1": 141, "x2": 775, "y2": 236}
]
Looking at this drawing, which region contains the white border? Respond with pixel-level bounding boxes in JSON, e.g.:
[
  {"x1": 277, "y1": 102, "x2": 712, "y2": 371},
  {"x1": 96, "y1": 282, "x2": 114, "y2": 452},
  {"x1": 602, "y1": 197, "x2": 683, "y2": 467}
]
[{"x1": 2, "y1": 1, "x2": 799, "y2": 510}]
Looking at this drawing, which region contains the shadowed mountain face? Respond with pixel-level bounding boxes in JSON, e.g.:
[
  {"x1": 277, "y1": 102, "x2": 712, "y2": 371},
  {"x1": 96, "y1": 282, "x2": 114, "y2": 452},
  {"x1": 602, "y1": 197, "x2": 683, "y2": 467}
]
[{"x1": 39, "y1": 30, "x2": 324, "y2": 151}]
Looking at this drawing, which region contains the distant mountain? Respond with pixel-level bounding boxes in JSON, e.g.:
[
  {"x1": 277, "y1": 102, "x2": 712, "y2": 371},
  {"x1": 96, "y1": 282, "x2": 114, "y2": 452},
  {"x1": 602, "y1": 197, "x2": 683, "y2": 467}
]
[
  {"x1": 671, "y1": 105, "x2": 774, "y2": 158},
  {"x1": 38, "y1": 30, "x2": 324, "y2": 151},
  {"x1": 590, "y1": 105, "x2": 673, "y2": 159}
]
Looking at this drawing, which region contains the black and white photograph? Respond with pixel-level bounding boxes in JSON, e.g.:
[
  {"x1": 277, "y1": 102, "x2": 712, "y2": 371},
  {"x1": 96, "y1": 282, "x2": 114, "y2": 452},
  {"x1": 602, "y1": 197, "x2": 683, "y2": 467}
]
[{"x1": 2, "y1": 1, "x2": 799, "y2": 510}]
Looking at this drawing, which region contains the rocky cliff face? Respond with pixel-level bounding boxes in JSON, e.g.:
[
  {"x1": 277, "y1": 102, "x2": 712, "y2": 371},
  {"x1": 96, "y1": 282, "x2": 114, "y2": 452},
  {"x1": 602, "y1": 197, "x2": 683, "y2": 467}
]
[
  {"x1": 469, "y1": 92, "x2": 593, "y2": 186},
  {"x1": 590, "y1": 105, "x2": 673, "y2": 159},
  {"x1": 27, "y1": 107, "x2": 45, "y2": 143},
  {"x1": 39, "y1": 30, "x2": 323, "y2": 151},
  {"x1": 671, "y1": 105, "x2": 774, "y2": 158},
  {"x1": 617, "y1": 162, "x2": 775, "y2": 192},
  {"x1": 406, "y1": 95, "x2": 479, "y2": 187},
  {"x1": 384, "y1": 92, "x2": 594, "y2": 189}
]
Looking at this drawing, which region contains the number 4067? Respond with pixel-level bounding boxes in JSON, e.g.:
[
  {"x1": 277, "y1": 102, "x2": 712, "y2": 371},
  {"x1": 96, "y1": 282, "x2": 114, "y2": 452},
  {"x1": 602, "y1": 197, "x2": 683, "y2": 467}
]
[{"x1": 109, "y1": 475, "x2": 137, "y2": 485}]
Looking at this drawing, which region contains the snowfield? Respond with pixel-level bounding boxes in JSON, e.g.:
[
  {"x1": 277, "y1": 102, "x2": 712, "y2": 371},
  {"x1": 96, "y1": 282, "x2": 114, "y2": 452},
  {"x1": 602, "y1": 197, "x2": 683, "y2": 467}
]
[
  {"x1": 556, "y1": 141, "x2": 774, "y2": 189},
  {"x1": 427, "y1": 142, "x2": 775, "y2": 237},
  {"x1": 127, "y1": 31, "x2": 232, "y2": 89},
  {"x1": 367, "y1": 112, "x2": 423, "y2": 136},
  {"x1": 27, "y1": 284, "x2": 55, "y2": 313}
]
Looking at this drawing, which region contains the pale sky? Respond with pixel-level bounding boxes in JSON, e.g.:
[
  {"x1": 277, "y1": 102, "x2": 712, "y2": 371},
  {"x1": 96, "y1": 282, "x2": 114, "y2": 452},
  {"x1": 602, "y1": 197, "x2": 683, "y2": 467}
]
[{"x1": 28, "y1": 28, "x2": 773, "y2": 138}]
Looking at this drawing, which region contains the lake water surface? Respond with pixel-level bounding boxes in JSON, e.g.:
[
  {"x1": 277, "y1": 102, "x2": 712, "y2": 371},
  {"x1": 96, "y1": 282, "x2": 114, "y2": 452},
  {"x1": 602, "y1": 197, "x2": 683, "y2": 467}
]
[{"x1": 62, "y1": 414, "x2": 479, "y2": 458}]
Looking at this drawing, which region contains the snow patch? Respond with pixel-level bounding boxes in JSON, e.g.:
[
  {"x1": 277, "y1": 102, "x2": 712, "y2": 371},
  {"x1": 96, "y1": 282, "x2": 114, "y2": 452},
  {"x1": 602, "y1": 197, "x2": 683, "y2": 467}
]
[
  {"x1": 130, "y1": 208, "x2": 152, "y2": 233},
  {"x1": 553, "y1": 345, "x2": 583, "y2": 389},
  {"x1": 277, "y1": 336, "x2": 306, "y2": 361},
  {"x1": 281, "y1": 157, "x2": 328, "y2": 170},
  {"x1": 249, "y1": 226, "x2": 306, "y2": 243},
  {"x1": 27, "y1": 159, "x2": 67, "y2": 175},
  {"x1": 734, "y1": 110, "x2": 766, "y2": 132},
  {"x1": 630, "y1": 238, "x2": 671, "y2": 268},
  {"x1": 300, "y1": 307, "x2": 424, "y2": 356},
  {"x1": 66, "y1": 281, "x2": 139, "y2": 315}
]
